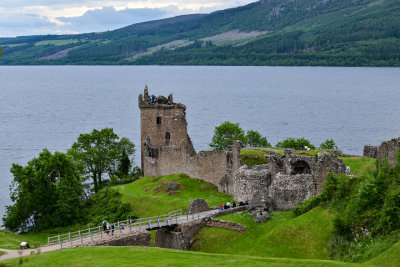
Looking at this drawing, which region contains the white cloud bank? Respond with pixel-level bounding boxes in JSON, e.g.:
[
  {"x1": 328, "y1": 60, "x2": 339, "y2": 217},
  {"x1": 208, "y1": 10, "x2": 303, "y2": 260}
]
[{"x1": 0, "y1": 1, "x2": 256, "y2": 37}]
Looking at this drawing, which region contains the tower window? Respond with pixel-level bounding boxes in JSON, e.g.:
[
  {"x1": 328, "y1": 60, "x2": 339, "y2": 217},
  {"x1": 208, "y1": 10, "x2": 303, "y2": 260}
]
[
  {"x1": 157, "y1": 117, "x2": 162, "y2": 125},
  {"x1": 165, "y1": 132, "x2": 171, "y2": 145}
]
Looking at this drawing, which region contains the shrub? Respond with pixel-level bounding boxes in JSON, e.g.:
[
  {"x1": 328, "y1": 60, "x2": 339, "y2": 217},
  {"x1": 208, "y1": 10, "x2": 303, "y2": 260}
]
[
  {"x1": 333, "y1": 216, "x2": 353, "y2": 240},
  {"x1": 319, "y1": 138, "x2": 339, "y2": 150}
]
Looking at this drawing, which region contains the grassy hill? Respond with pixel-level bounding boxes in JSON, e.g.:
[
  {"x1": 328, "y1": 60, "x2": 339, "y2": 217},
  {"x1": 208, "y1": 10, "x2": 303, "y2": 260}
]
[
  {"x1": 2, "y1": 246, "x2": 371, "y2": 267},
  {"x1": 0, "y1": 0, "x2": 400, "y2": 65},
  {"x1": 192, "y1": 206, "x2": 334, "y2": 259},
  {"x1": 115, "y1": 174, "x2": 232, "y2": 217}
]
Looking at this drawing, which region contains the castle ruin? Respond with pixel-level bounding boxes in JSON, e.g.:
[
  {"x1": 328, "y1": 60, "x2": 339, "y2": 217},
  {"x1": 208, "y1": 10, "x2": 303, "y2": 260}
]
[{"x1": 139, "y1": 87, "x2": 346, "y2": 212}]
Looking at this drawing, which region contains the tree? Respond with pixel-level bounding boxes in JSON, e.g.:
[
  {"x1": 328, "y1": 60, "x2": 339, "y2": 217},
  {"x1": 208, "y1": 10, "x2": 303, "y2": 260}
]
[
  {"x1": 68, "y1": 128, "x2": 135, "y2": 192},
  {"x1": 276, "y1": 137, "x2": 315, "y2": 150},
  {"x1": 246, "y1": 130, "x2": 271, "y2": 147},
  {"x1": 3, "y1": 149, "x2": 83, "y2": 232},
  {"x1": 209, "y1": 121, "x2": 246, "y2": 150},
  {"x1": 319, "y1": 138, "x2": 339, "y2": 150}
]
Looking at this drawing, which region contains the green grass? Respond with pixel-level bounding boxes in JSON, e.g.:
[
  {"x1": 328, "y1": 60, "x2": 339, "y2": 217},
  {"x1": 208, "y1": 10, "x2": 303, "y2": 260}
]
[
  {"x1": 2, "y1": 246, "x2": 370, "y2": 267},
  {"x1": 0, "y1": 230, "x2": 47, "y2": 249},
  {"x1": 261, "y1": 147, "x2": 285, "y2": 154},
  {"x1": 339, "y1": 157, "x2": 376, "y2": 177},
  {"x1": 115, "y1": 174, "x2": 232, "y2": 217},
  {"x1": 240, "y1": 150, "x2": 269, "y2": 166},
  {"x1": 368, "y1": 239, "x2": 400, "y2": 267},
  {"x1": 293, "y1": 150, "x2": 333, "y2": 156},
  {"x1": 191, "y1": 206, "x2": 335, "y2": 260}
]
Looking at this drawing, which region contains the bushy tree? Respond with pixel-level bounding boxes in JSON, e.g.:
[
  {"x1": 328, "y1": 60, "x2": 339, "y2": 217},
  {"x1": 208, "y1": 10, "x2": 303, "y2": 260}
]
[
  {"x1": 246, "y1": 130, "x2": 271, "y2": 147},
  {"x1": 276, "y1": 137, "x2": 315, "y2": 150},
  {"x1": 319, "y1": 138, "x2": 339, "y2": 150},
  {"x1": 68, "y1": 128, "x2": 135, "y2": 192},
  {"x1": 3, "y1": 149, "x2": 83, "y2": 232},
  {"x1": 209, "y1": 121, "x2": 246, "y2": 150}
]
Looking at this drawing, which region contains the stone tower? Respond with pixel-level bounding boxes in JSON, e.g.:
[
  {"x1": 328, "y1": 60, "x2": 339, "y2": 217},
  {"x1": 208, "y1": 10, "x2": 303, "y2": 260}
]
[{"x1": 138, "y1": 86, "x2": 195, "y2": 171}]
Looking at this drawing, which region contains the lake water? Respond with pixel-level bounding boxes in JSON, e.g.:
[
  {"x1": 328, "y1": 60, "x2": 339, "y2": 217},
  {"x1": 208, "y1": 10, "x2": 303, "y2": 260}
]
[{"x1": 1, "y1": 66, "x2": 400, "y2": 220}]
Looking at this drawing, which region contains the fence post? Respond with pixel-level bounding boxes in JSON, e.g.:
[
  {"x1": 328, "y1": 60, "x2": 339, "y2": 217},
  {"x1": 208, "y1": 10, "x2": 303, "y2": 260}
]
[
  {"x1": 138, "y1": 218, "x2": 141, "y2": 229},
  {"x1": 58, "y1": 233, "x2": 60, "y2": 244},
  {"x1": 148, "y1": 217, "x2": 150, "y2": 228},
  {"x1": 60, "y1": 240, "x2": 63, "y2": 249},
  {"x1": 68, "y1": 232, "x2": 71, "y2": 241},
  {"x1": 157, "y1": 215, "x2": 160, "y2": 227}
]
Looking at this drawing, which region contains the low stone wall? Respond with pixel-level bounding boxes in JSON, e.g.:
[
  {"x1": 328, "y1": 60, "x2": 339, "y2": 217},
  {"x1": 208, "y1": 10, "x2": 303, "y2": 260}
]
[
  {"x1": 205, "y1": 218, "x2": 246, "y2": 232},
  {"x1": 94, "y1": 229, "x2": 151, "y2": 247}
]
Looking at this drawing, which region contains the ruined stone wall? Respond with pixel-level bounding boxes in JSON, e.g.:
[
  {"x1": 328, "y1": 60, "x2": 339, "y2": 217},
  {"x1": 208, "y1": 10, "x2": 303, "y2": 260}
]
[
  {"x1": 378, "y1": 137, "x2": 400, "y2": 167},
  {"x1": 144, "y1": 141, "x2": 243, "y2": 194},
  {"x1": 144, "y1": 141, "x2": 229, "y2": 187},
  {"x1": 154, "y1": 215, "x2": 247, "y2": 250},
  {"x1": 232, "y1": 151, "x2": 345, "y2": 209},
  {"x1": 94, "y1": 230, "x2": 151, "y2": 247},
  {"x1": 363, "y1": 145, "x2": 379, "y2": 158}
]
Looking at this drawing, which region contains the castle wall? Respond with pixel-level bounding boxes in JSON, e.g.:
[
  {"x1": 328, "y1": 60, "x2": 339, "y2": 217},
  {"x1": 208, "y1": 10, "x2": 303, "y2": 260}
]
[{"x1": 143, "y1": 141, "x2": 231, "y2": 190}]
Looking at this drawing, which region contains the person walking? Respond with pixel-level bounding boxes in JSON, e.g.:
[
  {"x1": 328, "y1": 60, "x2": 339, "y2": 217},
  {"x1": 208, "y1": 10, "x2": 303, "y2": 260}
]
[
  {"x1": 111, "y1": 223, "x2": 115, "y2": 236},
  {"x1": 102, "y1": 219, "x2": 107, "y2": 232}
]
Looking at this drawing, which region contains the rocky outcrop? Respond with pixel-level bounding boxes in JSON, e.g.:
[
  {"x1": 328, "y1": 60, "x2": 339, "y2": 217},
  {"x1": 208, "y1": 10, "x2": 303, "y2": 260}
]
[
  {"x1": 186, "y1": 199, "x2": 210, "y2": 214},
  {"x1": 378, "y1": 137, "x2": 400, "y2": 167},
  {"x1": 166, "y1": 182, "x2": 180, "y2": 191}
]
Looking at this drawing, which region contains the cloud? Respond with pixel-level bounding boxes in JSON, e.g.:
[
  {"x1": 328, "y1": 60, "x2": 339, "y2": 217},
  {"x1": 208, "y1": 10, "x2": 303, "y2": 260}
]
[
  {"x1": 57, "y1": 6, "x2": 168, "y2": 33},
  {"x1": 0, "y1": 1, "x2": 257, "y2": 37}
]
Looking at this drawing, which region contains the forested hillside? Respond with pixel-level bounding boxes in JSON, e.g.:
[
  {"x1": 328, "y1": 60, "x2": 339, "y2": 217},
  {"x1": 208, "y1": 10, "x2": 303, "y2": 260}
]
[{"x1": 0, "y1": 0, "x2": 399, "y2": 66}]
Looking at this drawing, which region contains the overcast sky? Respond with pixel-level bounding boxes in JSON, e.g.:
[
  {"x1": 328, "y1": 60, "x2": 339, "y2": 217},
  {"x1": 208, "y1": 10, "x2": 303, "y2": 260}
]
[{"x1": 0, "y1": 0, "x2": 256, "y2": 37}]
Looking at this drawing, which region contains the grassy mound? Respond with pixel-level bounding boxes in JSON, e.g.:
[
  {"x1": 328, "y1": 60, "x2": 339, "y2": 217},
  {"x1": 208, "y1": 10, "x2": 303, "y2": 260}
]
[
  {"x1": 368, "y1": 239, "x2": 400, "y2": 267},
  {"x1": 0, "y1": 230, "x2": 48, "y2": 249},
  {"x1": 191, "y1": 206, "x2": 334, "y2": 259},
  {"x1": 115, "y1": 174, "x2": 232, "y2": 217},
  {"x1": 240, "y1": 150, "x2": 269, "y2": 166},
  {"x1": 2, "y1": 246, "x2": 369, "y2": 267}
]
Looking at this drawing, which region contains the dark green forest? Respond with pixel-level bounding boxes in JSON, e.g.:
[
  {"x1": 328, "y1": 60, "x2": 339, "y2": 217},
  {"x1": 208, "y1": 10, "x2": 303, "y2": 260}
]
[{"x1": 1, "y1": 0, "x2": 400, "y2": 66}]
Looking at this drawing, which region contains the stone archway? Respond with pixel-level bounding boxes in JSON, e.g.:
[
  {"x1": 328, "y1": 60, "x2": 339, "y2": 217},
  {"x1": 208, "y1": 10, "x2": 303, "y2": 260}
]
[{"x1": 291, "y1": 160, "x2": 311, "y2": 175}]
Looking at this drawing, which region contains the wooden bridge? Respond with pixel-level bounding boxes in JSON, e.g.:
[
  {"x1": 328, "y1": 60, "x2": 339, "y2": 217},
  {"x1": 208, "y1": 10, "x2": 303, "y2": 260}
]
[
  {"x1": 0, "y1": 206, "x2": 246, "y2": 261},
  {"x1": 45, "y1": 208, "x2": 223, "y2": 249}
]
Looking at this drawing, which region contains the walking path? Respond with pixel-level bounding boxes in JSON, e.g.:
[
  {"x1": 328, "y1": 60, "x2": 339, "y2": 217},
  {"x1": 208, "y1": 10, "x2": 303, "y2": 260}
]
[{"x1": 0, "y1": 207, "x2": 244, "y2": 261}]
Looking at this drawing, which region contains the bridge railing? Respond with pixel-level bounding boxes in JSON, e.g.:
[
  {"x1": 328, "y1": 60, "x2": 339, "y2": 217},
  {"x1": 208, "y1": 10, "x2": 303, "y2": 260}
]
[{"x1": 46, "y1": 208, "x2": 183, "y2": 246}]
